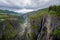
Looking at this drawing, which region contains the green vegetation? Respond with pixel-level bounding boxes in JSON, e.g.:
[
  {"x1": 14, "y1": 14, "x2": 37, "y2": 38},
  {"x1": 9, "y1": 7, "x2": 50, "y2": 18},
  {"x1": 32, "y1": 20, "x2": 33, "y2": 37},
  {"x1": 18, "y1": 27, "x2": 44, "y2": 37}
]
[
  {"x1": 27, "y1": 32, "x2": 36, "y2": 40},
  {"x1": 30, "y1": 9, "x2": 48, "y2": 19},
  {"x1": 31, "y1": 25, "x2": 38, "y2": 29},
  {"x1": 53, "y1": 29, "x2": 60, "y2": 40},
  {"x1": 30, "y1": 5, "x2": 60, "y2": 19},
  {"x1": 0, "y1": 10, "x2": 25, "y2": 23},
  {"x1": 29, "y1": 5, "x2": 60, "y2": 40},
  {"x1": 49, "y1": 5, "x2": 60, "y2": 16},
  {"x1": 0, "y1": 10, "x2": 25, "y2": 40},
  {"x1": 3, "y1": 21, "x2": 16, "y2": 39},
  {"x1": 29, "y1": 5, "x2": 60, "y2": 30},
  {"x1": 0, "y1": 20, "x2": 16, "y2": 40}
]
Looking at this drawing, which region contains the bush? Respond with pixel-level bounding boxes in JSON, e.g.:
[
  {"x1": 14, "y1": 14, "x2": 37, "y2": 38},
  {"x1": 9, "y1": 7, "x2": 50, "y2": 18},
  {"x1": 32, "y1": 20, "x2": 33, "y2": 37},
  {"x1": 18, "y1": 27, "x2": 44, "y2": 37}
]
[{"x1": 53, "y1": 29, "x2": 60, "y2": 40}]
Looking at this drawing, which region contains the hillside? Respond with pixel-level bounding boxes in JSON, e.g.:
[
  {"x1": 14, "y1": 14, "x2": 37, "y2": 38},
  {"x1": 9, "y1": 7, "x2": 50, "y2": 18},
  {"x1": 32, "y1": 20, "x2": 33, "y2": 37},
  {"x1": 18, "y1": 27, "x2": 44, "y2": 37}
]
[
  {"x1": 0, "y1": 10, "x2": 25, "y2": 40},
  {"x1": 0, "y1": 10, "x2": 25, "y2": 23},
  {"x1": 27, "y1": 5, "x2": 60, "y2": 40}
]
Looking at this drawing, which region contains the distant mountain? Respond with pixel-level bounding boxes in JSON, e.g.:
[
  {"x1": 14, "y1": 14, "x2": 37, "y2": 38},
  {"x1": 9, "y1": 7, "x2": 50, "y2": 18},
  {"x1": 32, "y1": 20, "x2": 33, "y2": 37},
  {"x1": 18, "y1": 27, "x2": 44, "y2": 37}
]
[
  {"x1": 0, "y1": 10, "x2": 17, "y2": 14},
  {"x1": 0, "y1": 10, "x2": 25, "y2": 23},
  {"x1": 0, "y1": 10, "x2": 25, "y2": 16}
]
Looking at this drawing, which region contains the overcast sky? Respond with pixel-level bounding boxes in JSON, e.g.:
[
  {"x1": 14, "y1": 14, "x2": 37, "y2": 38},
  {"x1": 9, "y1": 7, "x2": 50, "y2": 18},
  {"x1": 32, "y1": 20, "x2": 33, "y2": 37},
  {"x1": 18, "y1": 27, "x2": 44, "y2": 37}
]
[{"x1": 0, "y1": 0, "x2": 60, "y2": 13}]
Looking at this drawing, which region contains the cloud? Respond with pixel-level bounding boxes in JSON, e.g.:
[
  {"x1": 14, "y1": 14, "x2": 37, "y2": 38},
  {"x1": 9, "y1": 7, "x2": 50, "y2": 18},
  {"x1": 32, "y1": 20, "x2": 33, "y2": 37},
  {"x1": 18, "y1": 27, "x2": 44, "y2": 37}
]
[
  {"x1": 0, "y1": 0, "x2": 60, "y2": 13},
  {"x1": 0, "y1": 0, "x2": 50, "y2": 9},
  {"x1": 14, "y1": 9, "x2": 34, "y2": 13}
]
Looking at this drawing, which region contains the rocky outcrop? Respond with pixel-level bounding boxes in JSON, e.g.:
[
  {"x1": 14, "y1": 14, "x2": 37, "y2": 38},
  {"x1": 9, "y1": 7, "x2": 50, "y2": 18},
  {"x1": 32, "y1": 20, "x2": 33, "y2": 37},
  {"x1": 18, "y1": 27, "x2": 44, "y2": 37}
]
[
  {"x1": 0, "y1": 19, "x2": 21, "y2": 40},
  {"x1": 29, "y1": 14, "x2": 60, "y2": 40}
]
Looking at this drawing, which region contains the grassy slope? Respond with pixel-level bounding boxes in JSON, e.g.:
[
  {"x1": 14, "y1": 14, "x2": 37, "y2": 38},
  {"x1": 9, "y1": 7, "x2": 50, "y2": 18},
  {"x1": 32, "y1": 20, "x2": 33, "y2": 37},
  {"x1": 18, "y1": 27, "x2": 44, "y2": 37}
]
[
  {"x1": 0, "y1": 10, "x2": 25, "y2": 23},
  {"x1": 30, "y1": 5, "x2": 60, "y2": 19}
]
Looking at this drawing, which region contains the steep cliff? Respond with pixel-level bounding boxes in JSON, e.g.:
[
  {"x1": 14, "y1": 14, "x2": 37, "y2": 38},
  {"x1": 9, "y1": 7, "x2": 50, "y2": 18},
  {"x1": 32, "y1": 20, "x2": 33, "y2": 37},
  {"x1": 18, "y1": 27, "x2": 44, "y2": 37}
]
[
  {"x1": 28, "y1": 5, "x2": 60, "y2": 40},
  {"x1": 0, "y1": 10, "x2": 25, "y2": 40}
]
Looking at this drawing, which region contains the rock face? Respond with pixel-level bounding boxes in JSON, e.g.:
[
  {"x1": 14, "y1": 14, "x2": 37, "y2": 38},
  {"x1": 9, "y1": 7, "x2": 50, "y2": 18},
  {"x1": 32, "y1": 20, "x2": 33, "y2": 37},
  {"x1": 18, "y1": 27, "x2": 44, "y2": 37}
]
[
  {"x1": 29, "y1": 14, "x2": 60, "y2": 40},
  {"x1": 0, "y1": 19, "x2": 21, "y2": 40}
]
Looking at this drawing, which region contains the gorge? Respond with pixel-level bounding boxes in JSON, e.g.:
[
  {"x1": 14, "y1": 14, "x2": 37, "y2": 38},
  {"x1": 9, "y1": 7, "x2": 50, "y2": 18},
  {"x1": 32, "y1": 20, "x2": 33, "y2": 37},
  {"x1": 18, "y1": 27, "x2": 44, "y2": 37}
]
[{"x1": 0, "y1": 5, "x2": 60, "y2": 40}]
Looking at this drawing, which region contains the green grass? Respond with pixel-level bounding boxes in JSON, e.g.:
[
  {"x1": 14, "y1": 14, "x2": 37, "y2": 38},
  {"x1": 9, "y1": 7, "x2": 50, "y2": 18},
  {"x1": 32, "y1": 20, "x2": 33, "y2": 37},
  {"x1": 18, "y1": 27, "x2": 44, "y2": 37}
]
[
  {"x1": 53, "y1": 29, "x2": 60, "y2": 40},
  {"x1": 30, "y1": 5, "x2": 60, "y2": 20}
]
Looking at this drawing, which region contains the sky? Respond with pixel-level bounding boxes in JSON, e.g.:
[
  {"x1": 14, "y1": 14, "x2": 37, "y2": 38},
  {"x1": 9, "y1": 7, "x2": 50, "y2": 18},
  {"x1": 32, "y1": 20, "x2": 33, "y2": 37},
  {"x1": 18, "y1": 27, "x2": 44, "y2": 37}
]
[{"x1": 0, "y1": 0, "x2": 60, "y2": 13}]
